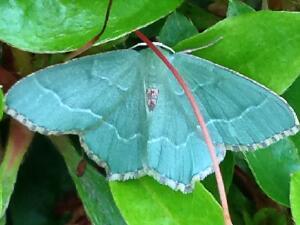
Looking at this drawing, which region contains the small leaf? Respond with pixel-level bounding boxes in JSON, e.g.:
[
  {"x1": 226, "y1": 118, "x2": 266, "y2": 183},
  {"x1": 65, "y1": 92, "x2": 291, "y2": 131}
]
[
  {"x1": 244, "y1": 138, "x2": 300, "y2": 206},
  {"x1": 158, "y1": 11, "x2": 198, "y2": 47},
  {"x1": 51, "y1": 136, "x2": 126, "y2": 225},
  {"x1": 110, "y1": 177, "x2": 223, "y2": 225},
  {"x1": 0, "y1": 0, "x2": 183, "y2": 53},
  {"x1": 0, "y1": 121, "x2": 33, "y2": 219},
  {"x1": 174, "y1": 11, "x2": 300, "y2": 94},
  {"x1": 291, "y1": 171, "x2": 300, "y2": 225},
  {"x1": 227, "y1": 0, "x2": 255, "y2": 17}
]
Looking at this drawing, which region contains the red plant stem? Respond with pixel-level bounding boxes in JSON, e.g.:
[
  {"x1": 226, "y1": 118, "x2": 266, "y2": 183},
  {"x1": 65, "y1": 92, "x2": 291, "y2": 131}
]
[
  {"x1": 66, "y1": 0, "x2": 113, "y2": 60},
  {"x1": 135, "y1": 30, "x2": 232, "y2": 225}
]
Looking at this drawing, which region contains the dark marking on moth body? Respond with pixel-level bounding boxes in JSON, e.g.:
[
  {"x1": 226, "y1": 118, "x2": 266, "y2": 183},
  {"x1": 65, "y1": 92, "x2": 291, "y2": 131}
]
[
  {"x1": 146, "y1": 88, "x2": 159, "y2": 111},
  {"x1": 76, "y1": 159, "x2": 88, "y2": 177}
]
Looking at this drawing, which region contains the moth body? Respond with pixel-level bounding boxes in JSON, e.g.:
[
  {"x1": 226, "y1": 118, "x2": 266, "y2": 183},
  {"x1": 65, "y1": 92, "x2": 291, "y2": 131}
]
[{"x1": 146, "y1": 88, "x2": 159, "y2": 111}]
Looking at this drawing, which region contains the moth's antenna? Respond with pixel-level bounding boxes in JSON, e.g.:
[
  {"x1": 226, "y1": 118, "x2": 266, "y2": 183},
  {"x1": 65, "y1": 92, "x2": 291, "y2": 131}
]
[
  {"x1": 180, "y1": 36, "x2": 223, "y2": 54},
  {"x1": 65, "y1": 0, "x2": 113, "y2": 61},
  {"x1": 131, "y1": 42, "x2": 175, "y2": 54},
  {"x1": 135, "y1": 30, "x2": 233, "y2": 225}
]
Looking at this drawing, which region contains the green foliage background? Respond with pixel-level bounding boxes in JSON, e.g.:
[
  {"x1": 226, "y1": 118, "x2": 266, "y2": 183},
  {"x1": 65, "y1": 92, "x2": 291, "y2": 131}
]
[{"x1": 0, "y1": 0, "x2": 300, "y2": 225}]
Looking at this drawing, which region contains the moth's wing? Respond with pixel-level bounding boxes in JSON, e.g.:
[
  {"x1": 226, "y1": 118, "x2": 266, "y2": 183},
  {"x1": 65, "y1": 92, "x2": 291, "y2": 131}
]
[
  {"x1": 170, "y1": 53, "x2": 299, "y2": 150},
  {"x1": 145, "y1": 49, "x2": 299, "y2": 192},
  {"x1": 6, "y1": 49, "x2": 147, "y2": 175},
  {"x1": 144, "y1": 49, "x2": 226, "y2": 193}
]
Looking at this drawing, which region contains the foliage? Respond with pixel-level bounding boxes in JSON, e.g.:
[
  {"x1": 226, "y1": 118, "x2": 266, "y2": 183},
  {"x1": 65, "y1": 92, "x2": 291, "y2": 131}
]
[
  {"x1": 0, "y1": 88, "x2": 3, "y2": 120},
  {"x1": 0, "y1": 1, "x2": 300, "y2": 225}
]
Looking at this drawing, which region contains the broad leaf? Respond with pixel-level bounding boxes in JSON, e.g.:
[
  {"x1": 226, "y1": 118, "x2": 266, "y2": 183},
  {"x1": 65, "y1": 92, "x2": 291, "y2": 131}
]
[
  {"x1": 0, "y1": 0, "x2": 183, "y2": 53},
  {"x1": 174, "y1": 11, "x2": 300, "y2": 94},
  {"x1": 291, "y1": 171, "x2": 300, "y2": 225},
  {"x1": 51, "y1": 136, "x2": 126, "y2": 225},
  {"x1": 158, "y1": 11, "x2": 198, "y2": 47},
  {"x1": 244, "y1": 138, "x2": 300, "y2": 206},
  {"x1": 227, "y1": 0, "x2": 255, "y2": 17},
  {"x1": 110, "y1": 177, "x2": 223, "y2": 225}
]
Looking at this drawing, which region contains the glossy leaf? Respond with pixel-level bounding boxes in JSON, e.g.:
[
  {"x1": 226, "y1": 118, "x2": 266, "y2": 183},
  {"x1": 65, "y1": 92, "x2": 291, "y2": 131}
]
[
  {"x1": 51, "y1": 136, "x2": 126, "y2": 225},
  {"x1": 158, "y1": 11, "x2": 198, "y2": 47},
  {"x1": 227, "y1": 0, "x2": 255, "y2": 17},
  {"x1": 174, "y1": 11, "x2": 300, "y2": 94},
  {"x1": 291, "y1": 171, "x2": 300, "y2": 225},
  {"x1": 0, "y1": 121, "x2": 33, "y2": 219},
  {"x1": 0, "y1": 0, "x2": 183, "y2": 53},
  {"x1": 110, "y1": 177, "x2": 223, "y2": 225},
  {"x1": 244, "y1": 138, "x2": 300, "y2": 206}
]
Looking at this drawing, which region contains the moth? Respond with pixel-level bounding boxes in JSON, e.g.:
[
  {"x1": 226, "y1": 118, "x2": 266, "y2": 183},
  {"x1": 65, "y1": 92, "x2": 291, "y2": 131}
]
[{"x1": 5, "y1": 43, "x2": 299, "y2": 192}]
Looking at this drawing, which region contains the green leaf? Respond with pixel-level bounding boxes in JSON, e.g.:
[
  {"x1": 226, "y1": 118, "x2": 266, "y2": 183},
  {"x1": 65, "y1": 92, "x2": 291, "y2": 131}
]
[
  {"x1": 8, "y1": 135, "x2": 74, "y2": 225},
  {"x1": 283, "y1": 76, "x2": 300, "y2": 117},
  {"x1": 178, "y1": 2, "x2": 221, "y2": 30},
  {"x1": 291, "y1": 171, "x2": 300, "y2": 225},
  {"x1": 228, "y1": 184, "x2": 253, "y2": 225},
  {"x1": 0, "y1": 121, "x2": 33, "y2": 219},
  {"x1": 51, "y1": 136, "x2": 126, "y2": 225},
  {"x1": 0, "y1": 216, "x2": 5, "y2": 225},
  {"x1": 158, "y1": 11, "x2": 198, "y2": 47},
  {"x1": 0, "y1": 88, "x2": 3, "y2": 120},
  {"x1": 174, "y1": 11, "x2": 300, "y2": 94},
  {"x1": 283, "y1": 76, "x2": 300, "y2": 152},
  {"x1": 244, "y1": 138, "x2": 300, "y2": 206},
  {"x1": 0, "y1": 0, "x2": 183, "y2": 53},
  {"x1": 253, "y1": 208, "x2": 287, "y2": 225},
  {"x1": 110, "y1": 177, "x2": 223, "y2": 225},
  {"x1": 227, "y1": 0, "x2": 255, "y2": 17},
  {"x1": 283, "y1": 76, "x2": 300, "y2": 151},
  {"x1": 202, "y1": 152, "x2": 235, "y2": 200}
]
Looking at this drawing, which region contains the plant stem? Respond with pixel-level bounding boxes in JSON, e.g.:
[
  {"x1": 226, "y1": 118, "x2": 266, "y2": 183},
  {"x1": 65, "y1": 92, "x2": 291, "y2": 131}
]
[
  {"x1": 66, "y1": 0, "x2": 113, "y2": 60},
  {"x1": 135, "y1": 30, "x2": 232, "y2": 225}
]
